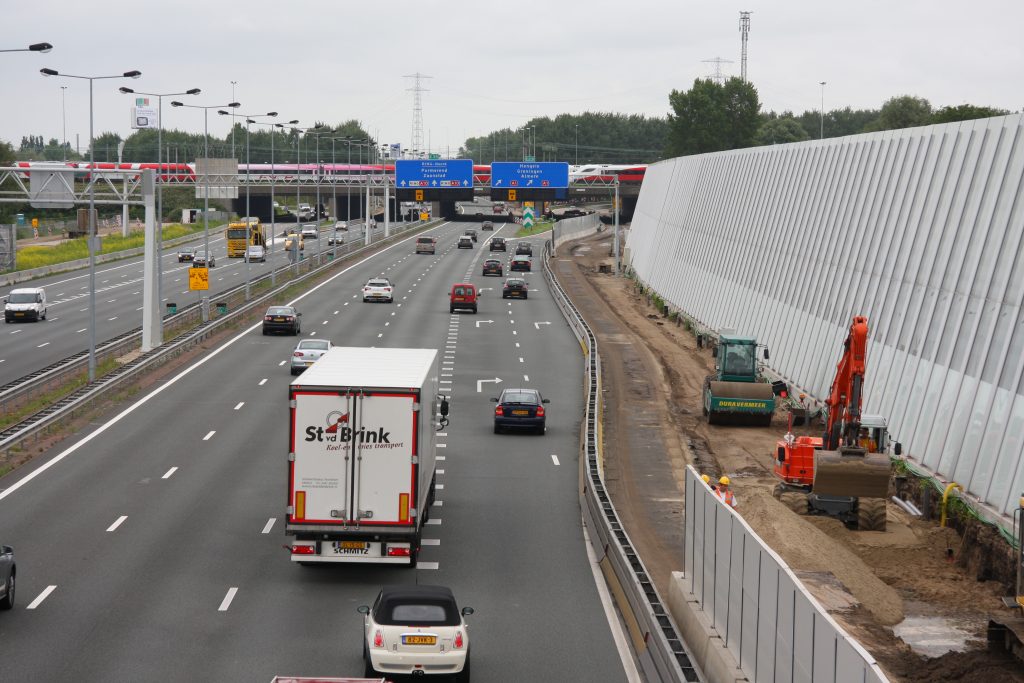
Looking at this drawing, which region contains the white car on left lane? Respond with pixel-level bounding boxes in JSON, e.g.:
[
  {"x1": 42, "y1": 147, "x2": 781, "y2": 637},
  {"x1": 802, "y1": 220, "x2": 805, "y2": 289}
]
[{"x1": 290, "y1": 338, "x2": 332, "y2": 375}]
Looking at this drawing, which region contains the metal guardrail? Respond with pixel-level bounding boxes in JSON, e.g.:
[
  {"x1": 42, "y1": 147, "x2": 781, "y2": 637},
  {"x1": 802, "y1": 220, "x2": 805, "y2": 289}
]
[
  {"x1": 0, "y1": 220, "x2": 444, "y2": 452},
  {"x1": 541, "y1": 242, "x2": 700, "y2": 682}
]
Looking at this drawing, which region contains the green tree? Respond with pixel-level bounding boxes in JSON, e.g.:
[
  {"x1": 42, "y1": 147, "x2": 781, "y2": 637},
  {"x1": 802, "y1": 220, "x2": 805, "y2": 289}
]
[
  {"x1": 867, "y1": 95, "x2": 932, "y2": 132},
  {"x1": 931, "y1": 104, "x2": 1010, "y2": 124},
  {"x1": 666, "y1": 77, "x2": 760, "y2": 156},
  {"x1": 755, "y1": 117, "x2": 810, "y2": 146}
]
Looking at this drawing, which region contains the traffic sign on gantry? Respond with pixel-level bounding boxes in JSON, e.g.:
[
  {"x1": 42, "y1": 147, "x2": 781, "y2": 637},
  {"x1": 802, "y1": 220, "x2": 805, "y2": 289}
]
[
  {"x1": 395, "y1": 159, "x2": 474, "y2": 201},
  {"x1": 490, "y1": 162, "x2": 569, "y2": 201}
]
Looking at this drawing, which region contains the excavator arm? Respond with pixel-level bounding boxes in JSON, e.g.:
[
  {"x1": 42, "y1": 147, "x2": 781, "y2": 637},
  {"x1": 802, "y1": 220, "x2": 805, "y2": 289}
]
[{"x1": 823, "y1": 316, "x2": 869, "y2": 450}]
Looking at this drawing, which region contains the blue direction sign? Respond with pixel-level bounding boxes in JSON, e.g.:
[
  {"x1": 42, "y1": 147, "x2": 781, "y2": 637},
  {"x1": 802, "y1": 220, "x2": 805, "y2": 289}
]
[
  {"x1": 490, "y1": 162, "x2": 569, "y2": 189},
  {"x1": 396, "y1": 159, "x2": 473, "y2": 189}
]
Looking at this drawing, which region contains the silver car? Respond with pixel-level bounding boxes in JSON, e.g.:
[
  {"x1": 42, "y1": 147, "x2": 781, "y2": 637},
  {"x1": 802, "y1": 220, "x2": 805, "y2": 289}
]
[
  {"x1": 291, "y1": 338, "x2": 332, "y2": 375},
  {"x1": 245, "y1": 245, "x2": 266, "y2": 263},
  {"x1": 0, "y1": 544, "x2": 15, "y2": 610}
]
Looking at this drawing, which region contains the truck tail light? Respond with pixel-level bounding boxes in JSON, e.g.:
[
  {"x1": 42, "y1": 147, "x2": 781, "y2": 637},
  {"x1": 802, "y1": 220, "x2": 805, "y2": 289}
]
[
  {"x1": 386, "y1": 546, "x2": 411, "y2": 557},
  {"x1": 291, "y1": 544, "x2": 315, "y2": 555},
  {"x1": 536, "y1": 406, "x2": 545, "y2": 417},
  {"x1": 454, "y1": 631, "x2": 464, "y2": 649}
]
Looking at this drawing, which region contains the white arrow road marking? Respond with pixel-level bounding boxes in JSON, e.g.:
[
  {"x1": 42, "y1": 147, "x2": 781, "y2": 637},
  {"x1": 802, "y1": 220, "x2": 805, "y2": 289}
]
[
  {"x1": 27, "y1": 585, "x2": 57, "y2": 609},
  {"x1": 476, "y1": 377, "x2": 502, "y2": 392},
  {"x1": 475, "y1": 320, "x2": 494, "y2": 328},
  {"x1": 534, "y1": 322, "x2": 551, "y2": 329}
]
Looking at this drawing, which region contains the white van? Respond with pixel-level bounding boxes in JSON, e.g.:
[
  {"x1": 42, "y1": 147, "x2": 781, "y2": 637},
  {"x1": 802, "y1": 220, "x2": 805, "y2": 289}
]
[{"x1": 4, "y1": 287, "x2": 47, "y2": 322}]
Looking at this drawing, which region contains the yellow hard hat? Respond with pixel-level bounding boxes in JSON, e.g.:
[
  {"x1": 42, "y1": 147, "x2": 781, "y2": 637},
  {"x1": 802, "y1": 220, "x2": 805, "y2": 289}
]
[
  {"x1": 719, "y1": 476, "x2": 731, "y2": 486},
  {"x1": 700, "y1": 474, "x2": 711, "y2": 484}
]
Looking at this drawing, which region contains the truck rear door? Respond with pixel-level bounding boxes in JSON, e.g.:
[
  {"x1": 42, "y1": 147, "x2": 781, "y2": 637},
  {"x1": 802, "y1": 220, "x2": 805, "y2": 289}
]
[
  {"x1": 352, "y1": 392, "x2": 418, "y2": 525},
  {"x1": 290, "y1": 391, "x2": 356, "y2": 524}
]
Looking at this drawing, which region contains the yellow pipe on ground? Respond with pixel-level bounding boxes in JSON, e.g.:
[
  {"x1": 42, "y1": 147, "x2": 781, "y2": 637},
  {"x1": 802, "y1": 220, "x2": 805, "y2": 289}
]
[{"x1": 940, "y1": 482, "x2": 962, "y2": 527}]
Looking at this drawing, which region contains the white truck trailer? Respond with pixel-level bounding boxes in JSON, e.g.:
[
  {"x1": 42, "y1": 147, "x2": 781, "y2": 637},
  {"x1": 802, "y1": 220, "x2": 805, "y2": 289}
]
[{"x1": 286, "y1": 347, "x2": 445, "y2": 567}]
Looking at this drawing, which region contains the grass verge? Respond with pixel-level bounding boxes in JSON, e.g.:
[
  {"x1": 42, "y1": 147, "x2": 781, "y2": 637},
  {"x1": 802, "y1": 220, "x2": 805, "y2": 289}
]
[
  {"x1": 0, "y1": 357, "x2": 120, "y2": 431},
  {"x1": 14, "y1": 222, "x2": 221, "y2": 271},
  {"x1": 515, "y1": 220, "x2": 554, "y2": 238}
]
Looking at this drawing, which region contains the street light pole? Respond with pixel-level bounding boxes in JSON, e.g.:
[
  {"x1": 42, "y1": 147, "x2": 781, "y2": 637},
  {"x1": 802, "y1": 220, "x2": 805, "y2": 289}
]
[
  {"x1": 819, "y1": 81, "x2": 826, "y2": 140},
  {"x1": 60, "y1": 86, "x2": 67, "y2": 161},
  {"x1": 1, "y1": 42, "x2": 52, "y2": 53},
  {"x1": 41, "y1": 66, "x2": 141, "y2": 381},
  {"x1": 170, "y1": 99, "x2": 241, "y2": 320},
  {"x1": 575, "y1": 124, "x2": 579, "y2": 165}
]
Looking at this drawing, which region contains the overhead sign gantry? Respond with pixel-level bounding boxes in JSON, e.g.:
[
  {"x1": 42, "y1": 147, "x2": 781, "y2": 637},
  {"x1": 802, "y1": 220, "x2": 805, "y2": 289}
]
[
  {"x1": 490, "y1": 162, "x2": 569, "y2": 201},
  {"x1": 395, "y1": 159, "x2": 474, "y2": 202}
]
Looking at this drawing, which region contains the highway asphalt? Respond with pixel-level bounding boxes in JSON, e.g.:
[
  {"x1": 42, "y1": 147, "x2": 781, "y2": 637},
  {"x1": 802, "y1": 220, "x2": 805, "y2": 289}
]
[
  {"x1": 0, "y1": 221, "x2": 629, "y2": 681},
  {"x1": 0, "y1": 221, "x2": 395, "y2": 387}
]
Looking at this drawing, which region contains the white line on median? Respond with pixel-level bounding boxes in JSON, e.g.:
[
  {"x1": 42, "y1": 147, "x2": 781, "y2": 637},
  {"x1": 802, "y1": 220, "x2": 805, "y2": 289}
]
[
  {"x1": 27, "y1": 585, "x2": 57, "y2": 609},
  {"x1": 262, "y1": 518, "x2": 276, "y2": 534},
  {"x1": 218, "y1": 587, "x2": 239, "y2": 611},
  {"x1": 259, "y1": 378, "x2": 268, "y2": 386},
  {"x1": 234, "y1": 402, "x2": 244, "y2": 410},
  {"x1": 203, "y1": 431, "x2": 216, "y2": 441},
  {"x1": 106, "y1": 515, "x2": 127, "y2": 532},
  {"x1": 551, "y1": 455, "x2": 560, "y2": 466},
  {"x1": 524, "y1": 374, "x2": 530, "y2": 382},
  {"x1": 162, "y1": 467, "x2": 178, "y2": 479}
]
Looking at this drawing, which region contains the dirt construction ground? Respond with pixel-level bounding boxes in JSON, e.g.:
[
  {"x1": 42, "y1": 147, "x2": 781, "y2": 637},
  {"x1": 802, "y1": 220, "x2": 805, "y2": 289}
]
[{"x1": 555, "y1": 230, "x2": 1024, "y2": 682}]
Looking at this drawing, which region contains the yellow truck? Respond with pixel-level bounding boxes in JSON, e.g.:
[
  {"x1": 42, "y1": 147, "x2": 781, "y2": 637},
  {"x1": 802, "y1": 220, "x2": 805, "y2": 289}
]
[{"x1": 226, "y1": 218, "x2": 265, "y2": 257}]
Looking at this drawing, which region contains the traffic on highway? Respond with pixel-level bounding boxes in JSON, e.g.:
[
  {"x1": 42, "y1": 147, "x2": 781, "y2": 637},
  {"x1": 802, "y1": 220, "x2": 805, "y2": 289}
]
[{"x1": 0, "y1": 221, "x2": 631, "y2": 681}]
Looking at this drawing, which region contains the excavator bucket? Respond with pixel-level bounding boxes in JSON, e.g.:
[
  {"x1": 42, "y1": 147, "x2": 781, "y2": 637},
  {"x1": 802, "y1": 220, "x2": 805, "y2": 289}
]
[
  {"x1": 812, "y1": 446, "x2": 891, "y2": 498},
  {"x1": 706, "y1": 380, "x2": 775, "y2": 425}
]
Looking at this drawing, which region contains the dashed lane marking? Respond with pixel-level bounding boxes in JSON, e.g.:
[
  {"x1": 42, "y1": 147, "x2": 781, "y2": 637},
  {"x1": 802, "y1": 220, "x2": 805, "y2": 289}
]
[
  {"x1": 551, "y1": 455, "x2": 560, "y2": 466},
  {"x1": 262, "y1": 518, "x2": 276, "y2": 534},
  {"x1": 106, "y1": 515, "x2": 128, "y2": 532},
  {"x1": 218, "y1": 587, "x2": 239, "y2": 611},
  {"x1": 203, "y1": 431, "x2": 216, "y2": 441},
  {"x1": 162, "y1": 467, "x2": 178, "y2": 479},
  {"x1": 27, "y1": 585, "x2": 57, "y2": 609}
]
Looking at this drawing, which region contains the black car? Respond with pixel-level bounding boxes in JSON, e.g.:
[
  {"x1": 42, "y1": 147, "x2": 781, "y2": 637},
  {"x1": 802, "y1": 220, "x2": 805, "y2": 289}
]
[
  {"x1": 515, "y1": 241, "x2": 533, "y2": 256},
  {"x1": 502, "y1": 277, "x2": 528, "y2": 299},
  {"x1": 489, "y1": 237, "x2": 506, "y2": 251},
  {"x1": 177, "y1": 247, "x2": 196, "y2": 262},
  {"x1": 192, "y1": 251, "x2": 216, "y2": 268},
  {"x1": 492, "y1": 388, "x2": 549, "y2": 434},
  {"x1": 481, "y1": 220, "x2": 494, "y2": 231},
  {"x1": 262, "y1": 305, "x2": 301, "y2": 335},
  {"x1": 509, "y1": 256, "x2": 531, "y2": 272},
  {"x1": 0, "y1": 544, "x2": 14, "y2": 610},
  {"x1": 482, "y1": 258, "x2": 503, "y2": 277}
]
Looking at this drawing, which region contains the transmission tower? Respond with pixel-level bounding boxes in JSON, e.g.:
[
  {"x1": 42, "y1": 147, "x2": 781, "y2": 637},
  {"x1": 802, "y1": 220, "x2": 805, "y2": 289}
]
[
  {"x1": 404, "y1": 72, "x2": 432, "y2": 156},
  {"x1": 702, "y1": 57, "x2": 733, "y2": 84},
  {"x1": 739, "y1": 11, "x2": 752, "y2": 82}
]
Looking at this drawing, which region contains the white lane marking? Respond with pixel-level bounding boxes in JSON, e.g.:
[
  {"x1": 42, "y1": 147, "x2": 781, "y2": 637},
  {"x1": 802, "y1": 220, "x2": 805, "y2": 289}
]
[
  {"x1": 432, "y1": 500, "x2": 443, "y2": 507},
  {"x1": 437, "y1": 469, "x2": 445, "y2": 475},
  {"x1": 436, "y1": 443, "x2": 447, "y2": 448},
  {"x1": 309, "y1": 331, "x2": 317, "y2": 336},
  {"x1": 107, "y1": 299, "x2": 116, "y2": 303},
  {"x1": 512, "y1": 330, "x2": 517, "y2": 335},
  {"x1": 440, "y1": 380, "x2": 452, "y2": 384},
  {"x1": 218, "y1": 587, "x2": 239, "y2": 611},
  {"x1": 436, "y1": 432, "x2": 447, "y2": 437},
  {"x1": 37, "y1": 342, "x2": 50, "y2": 348},
  {"x1": 9, "y1": 329, "x2": 21, "y2": 335},
  {"x1": 344, "y1": 302, "x2": 349, "y2": 306},
  {"x1": 108, "y1": 316, "x2": 118, "y2": 321},
  {"x1": 435, "y1": 484, "x2": 444, "y2": 490},
  {"x1": 519, "y1": 357, "x2": 524, "y2": 363},
  {"x1": 515, "y1": 342, "x2": 520, "y2": 348},
  {"x1": 136, "y1": 306, "x2": 144, "y2": 311},
  {"x1": 377, "y1": 333, "x2": 383, "y2": 338},
  {"x1": 27, "y1": 585, "x2": 57, "y2": 609},
  {"x1": 203, "y1": 431, "x2": 216, "y2": 441},
  {"x1": 262, "y1": 518, "x2": 277, "y2": 534},
  {"x1": 437, "y1": 456, "x2": 446, "y2": 461},
  {"x1": 259, "y1": 378, "x2": 268, "y2": 386},
  {"x1": 422, "y1": 538, "x2": 441, "y2": 546},
  {"x1": 162, "y1": 467, "x2": 178, "y2": 479},
  {"x1": 551, "y1": 455, "x2": 560, "y2": 466},
  {"x1": 234, "y1": 402, "x2": 244, "y2": 410},
  {"x1": 524, "y1": 374, "x2": 530, "y2": 382},
  {"x1": 322, "y1": 320, "x2": 328, "y2": 325},
  {"x1": 0, "y1": 224, "x2": 454, "y2": 505},
  {"x1": 49, "y1": 317, "x2": 59, "y2": 321},
  {"x1": 333, "y1": 310, "x2": 339, "y2": 315},
  {"x1": 426, "y1": 518, "x2": 442, "y2": 525},
  {"x1": 278, "y1": 360, "x2": 287, "y2": 366},
  {"x1": 106, "y1": 515, "x2": 128, "y2": 532},
  {"x1": 441, "y1": 373, "x2": 453, "y2": 377},
  {"x1": 418, "y1": 561, "x2": 440, "y2": 570}
]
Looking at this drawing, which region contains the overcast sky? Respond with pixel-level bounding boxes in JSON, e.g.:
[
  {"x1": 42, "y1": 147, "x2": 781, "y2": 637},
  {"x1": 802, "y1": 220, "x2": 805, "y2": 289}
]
[{"x1": 2, "y1": 0, "x2": 1021, "y2": 158}]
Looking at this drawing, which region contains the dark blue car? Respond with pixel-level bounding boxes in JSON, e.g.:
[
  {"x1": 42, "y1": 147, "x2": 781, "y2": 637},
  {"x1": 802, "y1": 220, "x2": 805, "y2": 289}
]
[{"x1": 492, "y1": 388, "x2": 549, "y2": 435}]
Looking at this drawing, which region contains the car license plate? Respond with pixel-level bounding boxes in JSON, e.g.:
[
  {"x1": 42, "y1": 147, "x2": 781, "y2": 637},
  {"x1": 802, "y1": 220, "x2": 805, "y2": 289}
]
[
  {"x1": 273, "y1": 317, "x2": 284, "y2": 322},
  {"x1": 403, "y1": 635, "x2": 437, "y2": 645},
  {"x1": 512, "y1": 409, "x2": 530, "y2": 416}
]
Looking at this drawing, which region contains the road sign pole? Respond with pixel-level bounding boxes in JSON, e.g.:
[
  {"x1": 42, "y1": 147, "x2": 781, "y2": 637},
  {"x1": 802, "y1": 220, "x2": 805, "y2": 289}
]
[{"x1": 614, "y1": 178, "x2": 620, "y2": 275}]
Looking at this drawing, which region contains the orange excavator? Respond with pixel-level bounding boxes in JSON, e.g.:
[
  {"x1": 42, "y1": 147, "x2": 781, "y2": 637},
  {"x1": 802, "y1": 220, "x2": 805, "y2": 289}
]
[{"x1": 772, "y1": 315, "x2": 899, "y2": 530}]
